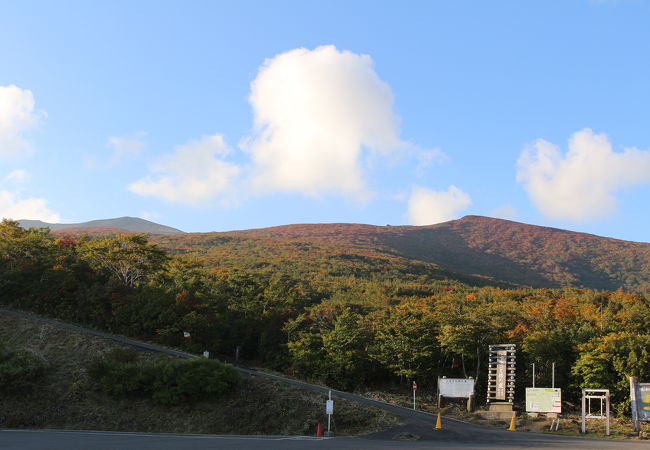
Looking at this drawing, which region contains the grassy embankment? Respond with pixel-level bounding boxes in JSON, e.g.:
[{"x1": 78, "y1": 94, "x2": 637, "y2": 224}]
[{"x1": 0, "y1": 313, "x2": 398, "y2": 435}]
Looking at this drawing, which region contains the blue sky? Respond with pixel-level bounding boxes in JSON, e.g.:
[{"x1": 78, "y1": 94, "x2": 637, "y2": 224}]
[{"x1": 1, "y1": 0, "x2": 650, "y2": 241}]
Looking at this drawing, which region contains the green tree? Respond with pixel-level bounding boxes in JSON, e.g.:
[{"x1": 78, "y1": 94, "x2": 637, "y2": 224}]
[
  {"x1": 572, "y1": 331, "x2": 650, "y2": 414},
  {"x1": 368, "y1": 304, "x2": 439, "y2": 381},
  {"x1": 0, "y1": 220, "x2": 56, "y2": 299},
  {"x1": 320, "y1": 309, "x2": 375, "y2": 388},
  {"x1": 79, "y1": 234, "x2": 167, "y2": 287}
]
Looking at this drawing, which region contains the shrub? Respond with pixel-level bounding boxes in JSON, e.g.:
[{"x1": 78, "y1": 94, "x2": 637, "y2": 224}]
[
  {"x1": 104, "y1": 347, "x2": 140, "y2": 364},
  {"x1": 151, "y1": 358, "x2": 240, "y2": 405},
  {"x1": 88, "y1": 351, "x2": 240, "y2": 405},
  {"x1": 0, "y1": 346, "x2": 45, "y2": 392},
  {"x1": 87, "y1": 347, "x2": 157, "y2": 397}
]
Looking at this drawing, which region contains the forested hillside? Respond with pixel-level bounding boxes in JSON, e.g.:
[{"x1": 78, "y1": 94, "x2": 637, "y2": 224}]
[
  {"x1": 2, "y1": 218, "x2": 650, "y2": 417},
  {"x1": 151, "y1": 216, "x2": 650, "y2": 292}
]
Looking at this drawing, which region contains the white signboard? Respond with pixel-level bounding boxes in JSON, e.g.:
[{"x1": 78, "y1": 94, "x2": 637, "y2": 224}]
[
  {"x1": 526, "y1": 388, "x2": 561, "y2": 413},
  {"x1": 438, "y1": 378, "x2": 475, "y2": 398},
  {"x1": 326, "y1": 400, "x2": 334, "y2": 414}
]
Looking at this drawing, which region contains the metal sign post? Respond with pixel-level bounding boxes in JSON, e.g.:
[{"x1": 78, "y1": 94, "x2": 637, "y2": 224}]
[
  {"x1": 552, "y1": 362, "x2": 555, "y2": 389},
  {"x1": 326, "y1": 390, "x2": 334, "y2": 436},
  {"x1": 532, "y1": 363, "x2": 535, "y2": 388},
  {"x1": 412, "y1": 381, "x2": 417, "y2": 410}
]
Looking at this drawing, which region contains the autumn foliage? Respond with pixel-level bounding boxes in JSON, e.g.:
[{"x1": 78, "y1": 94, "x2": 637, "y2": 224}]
[{"x1": 2, "y1": 218, "x2": 650, "y2": 415}]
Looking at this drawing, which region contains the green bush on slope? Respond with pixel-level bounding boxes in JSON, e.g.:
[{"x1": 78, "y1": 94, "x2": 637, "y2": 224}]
[
  {"x1": 88, "y1": 349, "x2": 240, "y2": 405},
  {"x1": 0, "y1": 346, "x2": 45, "y2": 392}
]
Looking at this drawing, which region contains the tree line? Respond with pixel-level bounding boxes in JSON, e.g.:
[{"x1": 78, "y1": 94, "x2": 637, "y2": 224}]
[{"x1": 1, "y1": 219, "x2": 649, "y2": 414}]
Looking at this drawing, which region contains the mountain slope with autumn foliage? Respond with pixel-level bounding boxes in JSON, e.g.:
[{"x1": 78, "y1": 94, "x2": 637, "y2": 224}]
[
  {"x1": 385, "y1": 216, "x2": 650, "y2": 291},
  {"x1": 151, "y1": 216, "x2": 650, "y2": 292}
]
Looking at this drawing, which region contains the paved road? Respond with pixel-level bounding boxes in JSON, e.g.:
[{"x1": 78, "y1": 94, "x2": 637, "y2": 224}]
[
  {"x1": 1, "y1": 429, "x2": 648, "y2": 449},
  {"x1": 1, "y1": 308, "x2": 647, "y2": 449}
]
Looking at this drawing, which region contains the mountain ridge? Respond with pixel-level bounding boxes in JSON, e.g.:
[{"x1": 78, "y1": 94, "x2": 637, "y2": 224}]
[
  {"x1": 16, "y1": 214, "x2": 650, "y2": 291},
  {"x1": 18, "y1": 216, "x2": 183, "y2": 235},
  {"x1": 150, "y1": 215, "x2": 650, "y2": 292}
]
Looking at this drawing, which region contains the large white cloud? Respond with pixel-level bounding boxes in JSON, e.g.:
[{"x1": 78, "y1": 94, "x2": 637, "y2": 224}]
[
  {"x1": 129, "y1": 134, "x2": 239, "y2": 204},
  {"x1": 0, "y1": 85, "x2": 41, "y2": 157},
  {"x1": 407, "y1": 185, "x2": 472, "y2": 225},
  {"x1": 517, "y1": 128, "x2": 650, "y2": 221},
  {"x1": 1, "y1": 170, "x2": 60, "y2": 222},
  {"x1": 0, "y1": 189, "x2": 60, "y2": 222},
  {"x1": 243, "y1": 45, "x2": 408, "y2": 199}
]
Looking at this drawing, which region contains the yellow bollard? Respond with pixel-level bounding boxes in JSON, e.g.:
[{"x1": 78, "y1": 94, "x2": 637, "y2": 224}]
[
  {"x1": 508, "y1": 414, "x2": 516, "y2": 431},
  {"x1": 435, "y1": 411, "x2": 443, "y2": 430}
]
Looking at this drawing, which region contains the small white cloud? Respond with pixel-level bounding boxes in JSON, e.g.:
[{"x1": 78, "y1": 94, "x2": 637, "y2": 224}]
[
  {"x1": 490, "y1": 205, "x2": 517, "y2": 220},
  {"x1": 108, "y1": 132, "x2": 146, "y2": 165},
  {"x1": 415, "y1": 148, "x2": 448, "y2": 177},
  {"x1": 407, "y1": 185, "x2": 472, "y2": 225},
  {"x1": 243, "y1": 45, "x2": 410, "y2": 199},
  {"x1": 0, "y1": 190, "x2": 60, "y2": 222},
  {"x1": 517, "y1": 128, "x2": 650, "y2": 222},
  {"x1": 82, "y1": 154, "x2": 100, "y2": 169},
  {"x1": 3, "y1": 169, "x2": 30, "y2": 184},
  {"x1": 0, "y1": 85, "x2": 43, "y2": 157},
  {"x1": 129, "y1": 134, "x2": 239, "y2": 205},
  {"x1": 140, "y1": 210, "x2": 160, "y2": 221}
]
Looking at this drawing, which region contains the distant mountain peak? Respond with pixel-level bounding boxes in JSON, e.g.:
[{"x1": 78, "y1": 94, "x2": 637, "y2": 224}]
[{"x1": 18, "y1": 217, "x2": 183, "y2": 235}]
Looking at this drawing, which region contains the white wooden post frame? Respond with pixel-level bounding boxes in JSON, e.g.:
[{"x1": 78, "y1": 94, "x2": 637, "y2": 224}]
[{"x1": 581, "y1": 388, "x2": 610, "y2": 436}]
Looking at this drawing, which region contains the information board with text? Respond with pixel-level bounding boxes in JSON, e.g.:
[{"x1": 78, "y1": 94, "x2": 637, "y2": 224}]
[
  {"x1": 438, "y1": 378, "x2": 475, "y2": 398},
  {"x1": 525, "y1": 388, "x2": 561, "y2": 413}
]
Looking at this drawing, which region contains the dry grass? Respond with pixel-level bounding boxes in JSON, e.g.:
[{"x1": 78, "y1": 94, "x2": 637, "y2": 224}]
[
  {"x1": 0, "y1": 313, "x2": 398, "y2": 435},
  {"x1": 514, "y1": 414, "x2": 650, "y2": 440}
]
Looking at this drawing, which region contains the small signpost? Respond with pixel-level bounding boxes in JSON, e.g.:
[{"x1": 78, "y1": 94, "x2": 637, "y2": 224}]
[
  {"x1": 202, "y1": 350, "x2": 209, "y2": 358},
  {"x1": 412, "y1": 381, "x2": 417, "y2": 410},
  {"x1": 581, "y1": 388, "x2": 610, "y2": 435},
  {"x1": 438, "y1": 377, "x2": 475, "y2": 411},
  {"x1": 630, "y1": 377, "x2": 650, "y2": 433},
  {"x1": 183, "y1": 331, "x2": 191, "y2": 338},
  {"x1": 325, "y1": 390, "x2": 334, "y2": 436}
]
